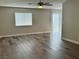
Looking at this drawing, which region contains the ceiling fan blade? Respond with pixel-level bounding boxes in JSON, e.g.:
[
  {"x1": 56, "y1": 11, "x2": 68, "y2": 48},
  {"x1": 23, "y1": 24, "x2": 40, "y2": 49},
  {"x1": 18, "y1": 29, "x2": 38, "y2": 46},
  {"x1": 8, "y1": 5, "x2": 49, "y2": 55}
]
[
  {"x1": 44, "y1": 2, "x2": 53, "y2": 6},
  {"x1": 27, "y1": 2, "x2": 38, "y2": 6}
]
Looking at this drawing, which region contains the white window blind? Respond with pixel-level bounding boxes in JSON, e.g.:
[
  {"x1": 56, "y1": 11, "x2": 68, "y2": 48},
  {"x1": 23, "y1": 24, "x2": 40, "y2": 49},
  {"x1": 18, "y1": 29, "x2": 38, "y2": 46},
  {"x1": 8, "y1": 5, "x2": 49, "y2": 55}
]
[{"x1": 15, "y1": 13, "x2": 32, "y2": 26}]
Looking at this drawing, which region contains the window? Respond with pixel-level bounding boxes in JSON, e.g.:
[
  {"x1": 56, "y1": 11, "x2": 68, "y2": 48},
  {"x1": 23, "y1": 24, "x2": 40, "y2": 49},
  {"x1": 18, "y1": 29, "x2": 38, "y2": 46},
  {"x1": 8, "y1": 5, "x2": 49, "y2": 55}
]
[{"x1": 15, "y1": 13, "x2": 32, "y2": 26}]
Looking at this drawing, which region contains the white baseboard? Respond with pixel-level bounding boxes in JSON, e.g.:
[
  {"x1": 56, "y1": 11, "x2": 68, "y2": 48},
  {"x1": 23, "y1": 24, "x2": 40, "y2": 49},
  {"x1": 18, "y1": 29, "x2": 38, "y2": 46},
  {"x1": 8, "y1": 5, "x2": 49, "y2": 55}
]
[
  {"x1": 0, "y1": 31, "x2": 50, "y2": 38},
  {"x1": 63, "y1": 37, "x2": 79, "y2": 45}
]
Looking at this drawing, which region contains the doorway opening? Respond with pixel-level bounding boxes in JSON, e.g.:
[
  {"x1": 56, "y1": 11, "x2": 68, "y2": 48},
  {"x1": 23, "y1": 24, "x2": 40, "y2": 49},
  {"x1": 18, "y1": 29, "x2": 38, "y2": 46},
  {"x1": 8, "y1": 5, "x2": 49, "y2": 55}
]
[{"x1": 51, "y1": 10, "x2": 62, "y2": 40}]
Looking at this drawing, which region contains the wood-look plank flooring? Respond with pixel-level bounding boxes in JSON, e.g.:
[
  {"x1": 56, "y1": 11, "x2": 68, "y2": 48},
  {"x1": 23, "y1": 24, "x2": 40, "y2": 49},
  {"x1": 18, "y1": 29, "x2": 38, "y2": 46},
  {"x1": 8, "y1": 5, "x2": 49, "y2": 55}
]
[{"x1": 0, "y1": 33, "x2": 79, "y2": 59}]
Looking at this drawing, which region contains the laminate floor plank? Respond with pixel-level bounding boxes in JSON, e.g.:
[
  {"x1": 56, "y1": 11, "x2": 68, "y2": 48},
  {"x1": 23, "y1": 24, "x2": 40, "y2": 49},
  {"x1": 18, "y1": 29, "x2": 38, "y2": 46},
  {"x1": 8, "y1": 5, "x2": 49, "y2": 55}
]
[{"x1": 0, "y1": 33, "x2": 79, "y2": 59}]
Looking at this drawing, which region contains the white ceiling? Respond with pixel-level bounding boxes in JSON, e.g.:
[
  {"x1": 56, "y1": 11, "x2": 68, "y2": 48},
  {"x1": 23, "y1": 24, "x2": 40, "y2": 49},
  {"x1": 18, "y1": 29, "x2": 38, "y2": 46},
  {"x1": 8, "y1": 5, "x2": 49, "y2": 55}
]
[
  {"x1": 0, "y1": 0, "x2": 66, "y2": 9},
  {"x1": 0, "y1": 0, "x2": 66, "y2": 3}
]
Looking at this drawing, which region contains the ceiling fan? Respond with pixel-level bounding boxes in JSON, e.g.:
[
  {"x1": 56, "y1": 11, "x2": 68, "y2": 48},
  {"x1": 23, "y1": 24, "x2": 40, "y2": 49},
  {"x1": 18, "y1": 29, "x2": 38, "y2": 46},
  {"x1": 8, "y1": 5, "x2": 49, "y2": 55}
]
[
  {"x1": 38, "y1": 0, "x2": 53, "y2": 6},
  {"x1": 28, "y1": 0, "x2": 53, "y2": 8}
]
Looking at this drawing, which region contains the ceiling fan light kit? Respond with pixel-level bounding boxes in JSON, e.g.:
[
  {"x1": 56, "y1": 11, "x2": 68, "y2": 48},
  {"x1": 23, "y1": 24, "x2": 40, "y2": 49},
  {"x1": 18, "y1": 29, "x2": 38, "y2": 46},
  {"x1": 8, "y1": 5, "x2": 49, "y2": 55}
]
[{"x1": 38, "y1": 6, "x2": 43, "y2": 8}]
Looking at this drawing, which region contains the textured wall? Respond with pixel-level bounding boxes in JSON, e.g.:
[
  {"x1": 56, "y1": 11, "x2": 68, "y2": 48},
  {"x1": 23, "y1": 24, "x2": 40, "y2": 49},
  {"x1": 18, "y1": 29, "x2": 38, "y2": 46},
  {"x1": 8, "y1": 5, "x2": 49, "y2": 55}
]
[
  {"x1": 0, "y1": 7, "x2": 51, "y2": 36},
  {"x1": 63, "y1": 0, "x2": 79, "y2": 42}
]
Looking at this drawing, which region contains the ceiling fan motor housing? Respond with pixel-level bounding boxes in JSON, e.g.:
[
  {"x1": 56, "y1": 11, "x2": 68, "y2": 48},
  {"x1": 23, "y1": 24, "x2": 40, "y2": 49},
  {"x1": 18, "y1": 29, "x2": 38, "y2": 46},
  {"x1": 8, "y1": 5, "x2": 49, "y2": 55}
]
[{"x1": 38, "y1": 2, "x2": 44, "y2": 6}]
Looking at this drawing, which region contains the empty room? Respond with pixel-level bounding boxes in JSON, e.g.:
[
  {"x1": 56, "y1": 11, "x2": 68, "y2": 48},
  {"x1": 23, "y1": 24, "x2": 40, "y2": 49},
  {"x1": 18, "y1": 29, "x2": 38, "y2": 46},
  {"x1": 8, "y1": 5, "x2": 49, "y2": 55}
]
[{"x1": 0, "y1": 0, "x2": 79, "y2": 59}]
